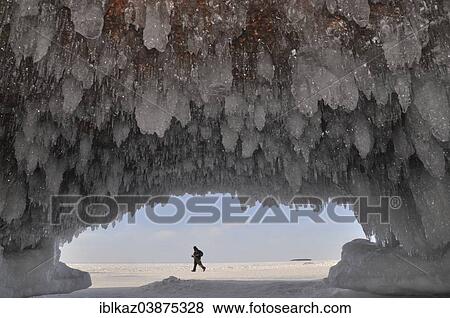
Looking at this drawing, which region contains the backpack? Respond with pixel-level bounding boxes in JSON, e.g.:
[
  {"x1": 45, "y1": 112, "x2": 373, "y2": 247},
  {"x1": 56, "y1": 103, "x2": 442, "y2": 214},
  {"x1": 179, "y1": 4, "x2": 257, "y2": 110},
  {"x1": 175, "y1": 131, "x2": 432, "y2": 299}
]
[{"x1": 198, "y1": 250, "x2": 204, "y2": 257}]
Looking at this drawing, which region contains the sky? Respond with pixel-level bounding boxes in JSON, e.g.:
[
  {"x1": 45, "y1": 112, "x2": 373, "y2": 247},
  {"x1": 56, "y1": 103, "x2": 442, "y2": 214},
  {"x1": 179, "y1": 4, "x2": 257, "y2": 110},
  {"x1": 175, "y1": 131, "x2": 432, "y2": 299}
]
[{"x1": 61, "y1": 194, "x2": 365, "y2": 264}]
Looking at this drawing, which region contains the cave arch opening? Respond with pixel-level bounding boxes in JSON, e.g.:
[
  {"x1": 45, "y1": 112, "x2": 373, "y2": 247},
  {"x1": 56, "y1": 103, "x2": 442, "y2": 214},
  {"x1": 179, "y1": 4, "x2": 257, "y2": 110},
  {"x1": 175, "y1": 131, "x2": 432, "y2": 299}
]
[{"x1": 59, "y1": 193, "x2": 365, "y2": 287}]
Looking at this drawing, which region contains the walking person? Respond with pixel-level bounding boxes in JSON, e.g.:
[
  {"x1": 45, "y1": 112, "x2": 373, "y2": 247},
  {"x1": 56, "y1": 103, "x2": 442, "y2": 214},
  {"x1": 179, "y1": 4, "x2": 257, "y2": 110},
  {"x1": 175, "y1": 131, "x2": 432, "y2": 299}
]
[{"x1": 191, "y1": 246, "x2": 206, "y2": 272}]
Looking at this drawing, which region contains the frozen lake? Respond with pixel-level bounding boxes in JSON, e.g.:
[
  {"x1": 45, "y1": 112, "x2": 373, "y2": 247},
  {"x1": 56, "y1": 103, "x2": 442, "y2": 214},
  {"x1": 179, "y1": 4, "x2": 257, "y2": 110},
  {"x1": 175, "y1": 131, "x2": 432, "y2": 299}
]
[
  {"x1": 43, "y1": 261, "x2": 375, "y2": 297},
  {"x1": 68, "y1": 261, "x2": 337, "y2": 288}
]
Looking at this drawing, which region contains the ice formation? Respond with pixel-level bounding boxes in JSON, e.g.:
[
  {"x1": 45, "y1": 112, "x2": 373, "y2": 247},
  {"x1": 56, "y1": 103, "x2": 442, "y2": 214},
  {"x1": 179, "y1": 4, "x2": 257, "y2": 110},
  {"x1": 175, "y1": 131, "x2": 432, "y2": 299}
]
[
  {"x1": 328, "y1": 239, "x2": 450, "y2": 295},
  {"x1": 0, "y1": 0, "x2": 450, "y2": 296}
]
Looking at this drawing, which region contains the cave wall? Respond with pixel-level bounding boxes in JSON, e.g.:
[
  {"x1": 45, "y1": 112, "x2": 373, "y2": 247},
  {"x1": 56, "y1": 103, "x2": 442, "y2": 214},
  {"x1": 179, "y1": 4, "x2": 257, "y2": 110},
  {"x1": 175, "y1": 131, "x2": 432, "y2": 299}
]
[{"x1": 0, "y1": 0, "x2": 450, "y2": 295}]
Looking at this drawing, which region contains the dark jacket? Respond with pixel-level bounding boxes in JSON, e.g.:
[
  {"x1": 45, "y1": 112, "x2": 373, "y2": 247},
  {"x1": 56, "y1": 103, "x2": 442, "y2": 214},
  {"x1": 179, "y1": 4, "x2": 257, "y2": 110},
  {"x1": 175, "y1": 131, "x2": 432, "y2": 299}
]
[{"x1": 193, "y1": 249, "x2": 203, "y2": 258}]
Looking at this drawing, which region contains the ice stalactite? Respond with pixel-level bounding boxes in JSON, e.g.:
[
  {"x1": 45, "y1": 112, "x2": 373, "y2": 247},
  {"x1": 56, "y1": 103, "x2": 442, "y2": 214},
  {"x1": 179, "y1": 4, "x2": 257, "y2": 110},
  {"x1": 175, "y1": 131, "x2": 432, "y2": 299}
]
[
  {"x1": 64, "y1": 0, "x2": 105, "y2": 40},
  {"x1": 0, "y1": 0, "x2": 450, "y2": 296},
  {"x1": 143, "y1": 0, "x2": 172, "y2": 52}
]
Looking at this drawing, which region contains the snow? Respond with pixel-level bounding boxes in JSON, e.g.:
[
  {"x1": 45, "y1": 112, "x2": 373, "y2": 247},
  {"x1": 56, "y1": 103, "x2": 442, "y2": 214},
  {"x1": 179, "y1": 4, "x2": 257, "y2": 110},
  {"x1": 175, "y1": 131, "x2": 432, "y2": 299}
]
[
  {"x1": 40, "y1": 261, "x2": 375, "y2": 298},
  {"x1": 43, "y1": 278, "x2": 375, "y2": 298}
]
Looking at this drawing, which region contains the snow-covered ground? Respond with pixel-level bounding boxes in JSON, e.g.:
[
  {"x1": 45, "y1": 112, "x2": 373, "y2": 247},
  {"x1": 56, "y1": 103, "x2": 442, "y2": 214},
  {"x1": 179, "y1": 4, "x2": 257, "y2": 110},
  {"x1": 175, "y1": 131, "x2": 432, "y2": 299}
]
[
  {"x1": 42, "y1": 261, "x2": 376, "y2": 297},
  {"x1": 70, "y1": 261, "x2": 336, "y2": 288}
]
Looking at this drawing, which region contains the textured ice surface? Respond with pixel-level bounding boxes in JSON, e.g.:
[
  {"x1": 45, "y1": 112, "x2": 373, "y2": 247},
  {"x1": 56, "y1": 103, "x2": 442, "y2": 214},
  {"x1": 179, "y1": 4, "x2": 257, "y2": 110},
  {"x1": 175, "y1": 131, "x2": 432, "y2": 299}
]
[
  {"x1": 290, "y1": 50, "x2": 359, "y2": 116},
  {"x1": 16, "y1": 0, "x2": 40, "y2": 17},
  {"x1": 135, "y1": 84, "x2": 173, "y2": 137},
  {"x1": 220, "y1": 123, "x2": 239, "y2": 153},
  {"x1": 65, "y1": 0, "x2": 105, "y2": 39},
  {"x1": 409, "y1": 168, "x2": 450, "y2": 249},
  {"x1": 62, "y1": 76, "x2": 84, "y2": 114},
  {"x1": 143, "y1": 1, "x2": 171, "y2": 52},
  {"x1": 352, "y1": 113, "x2": 373, "y2": 159},
  {"x1": 392, "y1": 126, "x2": 414, "y2": 160},
  {"x1": 407, "y1": 105, "x2": 446, "y2": 178},
  {"x1": 0, "y1": 243, "x2": 91, "y2": 297},
  {"x1": 326, "y1": 0, "x2": 370, "y2": 27},
  {"x1": 1, "y1": 0, "x2": 450, "y2": 296},
  {"x1": 380, "y1": 17, "x2": 423, "y2": 70},
  {"x1": 257, "y1": 50, "x2": 275, "y2": 82},
  {"x1": 329, "y1": 239, "x2": 450, "y2": 295},
  {"x1": 413, "y1": 77, "x2": 450, "y2": 142}
]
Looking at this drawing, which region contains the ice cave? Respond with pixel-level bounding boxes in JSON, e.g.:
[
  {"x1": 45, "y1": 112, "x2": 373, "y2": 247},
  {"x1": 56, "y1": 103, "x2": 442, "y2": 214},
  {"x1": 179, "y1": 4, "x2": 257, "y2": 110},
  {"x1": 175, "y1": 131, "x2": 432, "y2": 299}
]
[{"x1": 1, "y1": 0, "x2": 450, "y2": 297}]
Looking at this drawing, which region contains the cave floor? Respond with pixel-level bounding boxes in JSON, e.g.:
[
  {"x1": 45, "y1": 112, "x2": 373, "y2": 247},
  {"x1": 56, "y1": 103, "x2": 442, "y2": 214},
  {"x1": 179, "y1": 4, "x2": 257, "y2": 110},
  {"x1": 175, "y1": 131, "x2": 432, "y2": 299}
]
[{"x1": 40, "y1": 277, "x2": 377, "y2": 298}]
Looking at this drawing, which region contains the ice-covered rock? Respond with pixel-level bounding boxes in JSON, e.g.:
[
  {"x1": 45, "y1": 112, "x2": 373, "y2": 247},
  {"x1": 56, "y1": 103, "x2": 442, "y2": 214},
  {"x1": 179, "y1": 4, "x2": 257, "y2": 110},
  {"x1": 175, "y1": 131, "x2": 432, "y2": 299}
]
[
  {"x1": 329, "y1": 239, "x2": 450, "y2": 295},
  {"x1": 0, "y1": 242, "x2": 91, "y2": 297}
]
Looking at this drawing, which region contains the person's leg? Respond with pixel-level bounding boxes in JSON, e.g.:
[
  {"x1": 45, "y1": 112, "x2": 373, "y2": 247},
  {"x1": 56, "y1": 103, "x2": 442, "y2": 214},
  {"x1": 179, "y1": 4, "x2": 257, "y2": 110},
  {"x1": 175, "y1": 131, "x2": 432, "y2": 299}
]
[
  {"x1": 198, "y1": 259, "x2": 206, "y2": 271},
  {"x1": 192, "y1": 258, "x2": 197, "y2": 272}
]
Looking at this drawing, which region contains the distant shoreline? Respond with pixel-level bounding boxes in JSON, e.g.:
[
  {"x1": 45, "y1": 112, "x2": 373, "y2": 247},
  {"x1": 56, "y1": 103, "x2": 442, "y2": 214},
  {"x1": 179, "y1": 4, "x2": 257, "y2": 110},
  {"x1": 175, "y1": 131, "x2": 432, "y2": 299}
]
[{"x1": 290, "y1": 258, "x2": 312, "y2": 262}]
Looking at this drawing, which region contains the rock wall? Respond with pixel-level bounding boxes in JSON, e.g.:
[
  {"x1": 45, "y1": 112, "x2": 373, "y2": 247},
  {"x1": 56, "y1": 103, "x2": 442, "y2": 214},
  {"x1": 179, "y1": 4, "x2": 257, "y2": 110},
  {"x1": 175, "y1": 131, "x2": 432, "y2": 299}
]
[{"x1": 0, "y1": 0, "x2": 449, "y2": 295}]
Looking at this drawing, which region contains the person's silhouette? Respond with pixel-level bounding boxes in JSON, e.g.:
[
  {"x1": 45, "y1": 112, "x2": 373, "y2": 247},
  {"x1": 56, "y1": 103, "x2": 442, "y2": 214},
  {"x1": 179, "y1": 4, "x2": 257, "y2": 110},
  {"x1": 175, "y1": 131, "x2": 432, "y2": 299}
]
[{"x1": 191, "y1": 246, "x2": 206, "y2": 272}]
